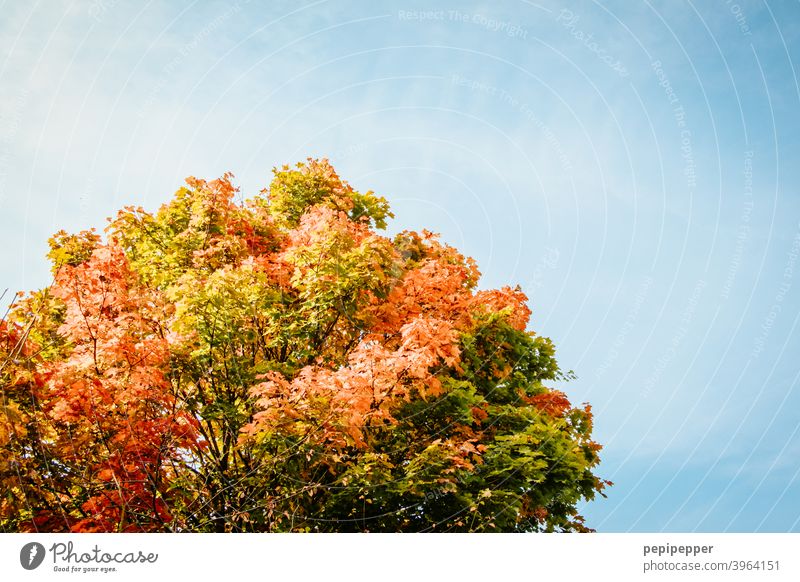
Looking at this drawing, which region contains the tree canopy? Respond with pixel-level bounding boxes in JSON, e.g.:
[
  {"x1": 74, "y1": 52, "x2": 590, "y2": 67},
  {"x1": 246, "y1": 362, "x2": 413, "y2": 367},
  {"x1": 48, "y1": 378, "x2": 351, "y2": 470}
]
[{"x1": 0, "y1": 159, "x2": 609, "y2": 532}]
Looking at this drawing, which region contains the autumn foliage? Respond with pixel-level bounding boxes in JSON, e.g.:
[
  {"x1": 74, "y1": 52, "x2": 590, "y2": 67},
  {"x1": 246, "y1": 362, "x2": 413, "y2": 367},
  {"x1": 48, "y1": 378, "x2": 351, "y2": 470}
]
[{"x1": 0, "y1": 160, "x2": 609, "y2": 532}]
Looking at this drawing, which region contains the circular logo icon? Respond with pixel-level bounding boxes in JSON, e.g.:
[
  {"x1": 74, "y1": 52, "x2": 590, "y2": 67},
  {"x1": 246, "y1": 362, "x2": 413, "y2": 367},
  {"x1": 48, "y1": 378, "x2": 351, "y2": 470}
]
[{"x1": 20, "y1": 542, "x2": 46, "y2": 570}]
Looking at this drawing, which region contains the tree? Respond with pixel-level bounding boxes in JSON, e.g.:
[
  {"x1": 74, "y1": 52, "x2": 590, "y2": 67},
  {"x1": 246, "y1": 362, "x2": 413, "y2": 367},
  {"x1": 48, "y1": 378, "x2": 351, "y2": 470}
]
[{"x1": 0, "y1": 159, "x2": 609, "y2": 532}]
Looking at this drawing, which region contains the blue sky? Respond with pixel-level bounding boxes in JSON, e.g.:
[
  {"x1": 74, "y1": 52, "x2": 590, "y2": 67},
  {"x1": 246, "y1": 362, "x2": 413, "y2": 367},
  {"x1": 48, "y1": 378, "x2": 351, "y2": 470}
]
[{"x1": 2, "y1": 0, "x2": 800, "y2": 532}]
